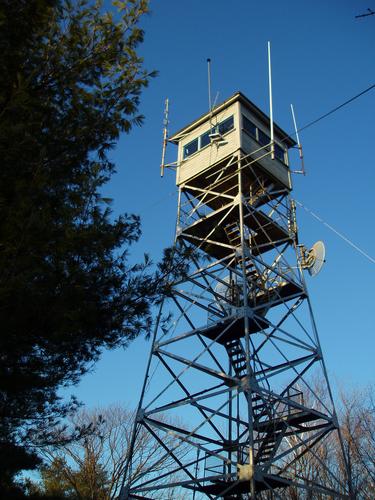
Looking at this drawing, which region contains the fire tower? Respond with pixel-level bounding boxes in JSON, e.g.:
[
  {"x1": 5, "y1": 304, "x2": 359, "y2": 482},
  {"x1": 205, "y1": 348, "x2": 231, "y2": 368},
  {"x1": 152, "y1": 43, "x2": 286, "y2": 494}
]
[{"x1": 121, "y1": 92, "x2": 350, "y2": 498}]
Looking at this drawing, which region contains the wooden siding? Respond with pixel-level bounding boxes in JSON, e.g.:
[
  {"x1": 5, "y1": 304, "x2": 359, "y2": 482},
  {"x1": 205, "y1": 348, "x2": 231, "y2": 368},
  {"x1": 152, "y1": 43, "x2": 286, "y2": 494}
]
[{"x1": 175, "y1": 99, "x2": 292, "y2": 190}]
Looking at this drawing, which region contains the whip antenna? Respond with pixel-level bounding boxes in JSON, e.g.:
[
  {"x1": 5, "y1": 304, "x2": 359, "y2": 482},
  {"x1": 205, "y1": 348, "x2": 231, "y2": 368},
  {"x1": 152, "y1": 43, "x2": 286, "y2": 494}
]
[
  {"x1": 160, "y1": 97, "x2": 169, "y2": 177},
  {"x1": 268, "y1": 42, "x2": 275, "y2": 160},
  {"x1": 207, "y1": 58, "x2": 212, "y2": 114},
  {"x1": 290, "y1": 103, "x2": 306, "y2": 175}
]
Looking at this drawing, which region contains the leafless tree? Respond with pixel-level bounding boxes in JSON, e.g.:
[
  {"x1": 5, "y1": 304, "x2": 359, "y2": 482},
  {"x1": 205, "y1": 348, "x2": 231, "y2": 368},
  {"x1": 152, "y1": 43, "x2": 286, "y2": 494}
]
[
  {"x1": 338, "y1": 385, "x2": 375, "y2": 499},
  {"x1": 32, "y1": 386, "x2": 374, "y2": 499},
  {"x1": 35, "y1": 404, "x2": 188, "y2": 499},
  {"x1": 266, "y1": 381, "x2": 375, "y2": 499}
]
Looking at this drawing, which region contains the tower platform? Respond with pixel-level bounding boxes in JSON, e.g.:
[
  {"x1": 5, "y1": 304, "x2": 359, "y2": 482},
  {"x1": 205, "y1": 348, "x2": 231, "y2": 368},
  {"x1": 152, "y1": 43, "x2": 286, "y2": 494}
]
[
  {"x1": 180, "y1": 201, "x2": 291, "y2": 259},
  {"x1": 194, "y1": 474, "x2": 292, "y2": 496}
]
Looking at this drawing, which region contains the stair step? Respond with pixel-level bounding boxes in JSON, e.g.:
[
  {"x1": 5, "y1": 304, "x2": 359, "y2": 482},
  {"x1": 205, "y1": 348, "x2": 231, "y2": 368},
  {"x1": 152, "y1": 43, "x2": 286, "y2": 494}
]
[
  {"x1": 262, "y1": 444, "x2": 276, "y2": 451},
  {"x1": 233, "y1": 360, "x2": 246, "y2": 368},
  {"x1": 232, "y1": 359, "x2": 246, "y2": 367},
  {"x1": 229, "y1": 351, "x2": 243, "y2": 358},
  {"x1": 255, "y1": 435, "x2": 277, "y2": 443},
  {"x1": 227, "y1": 345, "x2": 242, "y2": 353},
  {"x1": 263, "y1": 443, "x2": 276, "y2": 449},
  {"x1": 225, "y1": 339, "x2": 238, "y2": 345},
  {"x1": 225, "y1": 228, "x2": 240, "y2": 235},
  {"x1": 232, "y1": 354, "x2": 245, "y2": 360},
  {"x1": 227, "y1": 349, "x2": 242, "y2": 354},
  {"x1": 233, "y1": 365, "x2": 246, "y2": 373},
  {"x1": 227, "y1": 228, "x2": 239, "y2": 233}
]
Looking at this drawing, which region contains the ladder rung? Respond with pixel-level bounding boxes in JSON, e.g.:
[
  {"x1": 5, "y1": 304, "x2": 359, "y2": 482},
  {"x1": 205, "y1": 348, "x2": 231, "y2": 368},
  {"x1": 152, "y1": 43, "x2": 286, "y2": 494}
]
[
  {"x1": 263, "y1": 442, "x2": 276, "y2": 449},
  {"x1": 226, "y1": 342, "x2": 238, "y2": 347},
  {"x1": 233, "y1": 356, "x2": 246, "y2": 363},
  {"x1": 227, "y1": 347, "x2": 241, "y2": 353},
  {"x1": 228, "y1": 346, "x2": 242, "y2": 353},
  {"x1": 226, "y1": 228, "x2": 240, "y2": 235},
  {"x1": 233, "y1": 359, "x2": 246, "y2": 366},
  {"x1": 224, "y1": 224, "x2": 238, "y2": 232},
  {"x1": 235, "y1": 365, "x2": 247, "y2": 373}
]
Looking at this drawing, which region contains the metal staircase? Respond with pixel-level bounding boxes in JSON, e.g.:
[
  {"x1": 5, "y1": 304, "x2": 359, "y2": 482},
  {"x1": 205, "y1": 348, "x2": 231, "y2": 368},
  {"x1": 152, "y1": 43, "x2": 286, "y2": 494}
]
[
  {"x1": 225, "y1": 338, "x2": 247, "y2": 378},
  {"x1": 224, "y1": 222, "x2": 241, "y2": 248}
]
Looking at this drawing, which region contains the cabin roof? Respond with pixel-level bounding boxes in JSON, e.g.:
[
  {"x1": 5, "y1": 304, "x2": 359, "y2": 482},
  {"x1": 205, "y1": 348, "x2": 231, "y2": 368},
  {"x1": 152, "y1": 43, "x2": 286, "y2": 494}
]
[{"x1": 169, "y1": 91, "x2": 297, "y2": 148}]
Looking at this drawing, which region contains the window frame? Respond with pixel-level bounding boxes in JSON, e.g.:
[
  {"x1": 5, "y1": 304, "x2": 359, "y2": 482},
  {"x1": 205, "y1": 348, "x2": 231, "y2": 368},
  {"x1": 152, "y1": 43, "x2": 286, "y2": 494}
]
[
  {"x1": 242, "y1": 115, "x2": 257, "y2": 140},
  {"x1": 257, "y1": 128, "x2": 270, "y2": 147},
  {"x1": 217, "y1": 115, "x2": 234, "y2": 136},
  {"x1": 183, "y1": 138, "x2": 199, "y2": 159},
  {"x1": 274, "y1": 142, "x2": 286, "y2": 163},
  {"x1": 182, "y1": 114, "x2": 235, "y2": 160}
]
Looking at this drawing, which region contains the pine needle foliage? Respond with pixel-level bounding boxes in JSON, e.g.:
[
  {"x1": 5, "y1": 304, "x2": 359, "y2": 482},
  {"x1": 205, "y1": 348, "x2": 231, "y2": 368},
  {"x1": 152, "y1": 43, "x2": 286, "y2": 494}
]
[{"x1": 0, "y1": 0, "x2": 170, "y2": 491}]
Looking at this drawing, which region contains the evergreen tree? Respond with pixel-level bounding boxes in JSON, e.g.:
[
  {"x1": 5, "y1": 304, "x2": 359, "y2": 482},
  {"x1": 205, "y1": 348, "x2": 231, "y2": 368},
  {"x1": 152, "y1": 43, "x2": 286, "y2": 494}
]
[{"x1": 0, "y1": 0, "x2": 179, "y2": 492}]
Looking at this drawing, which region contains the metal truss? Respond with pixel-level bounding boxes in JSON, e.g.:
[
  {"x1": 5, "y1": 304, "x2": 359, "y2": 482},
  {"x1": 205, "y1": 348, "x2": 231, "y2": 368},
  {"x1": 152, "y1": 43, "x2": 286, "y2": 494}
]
[{"x1": 121, "y1": 150, "x2": 351, "y2": 499}]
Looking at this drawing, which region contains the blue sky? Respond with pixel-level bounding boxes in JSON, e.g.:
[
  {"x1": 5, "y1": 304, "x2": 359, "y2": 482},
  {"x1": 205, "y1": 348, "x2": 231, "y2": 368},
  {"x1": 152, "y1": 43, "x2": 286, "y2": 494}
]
[{"x1": 72, "y1": 0, "x2": 375, "y2": 410}]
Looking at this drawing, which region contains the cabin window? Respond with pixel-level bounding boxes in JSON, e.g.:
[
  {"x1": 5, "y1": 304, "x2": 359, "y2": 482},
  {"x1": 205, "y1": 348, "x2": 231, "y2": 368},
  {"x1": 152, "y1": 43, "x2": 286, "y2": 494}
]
[
  {"x1": 242, "y1": 115, "x2": 257, "y2": 138},
  {"x1": 207, "y1": 115, "x2": 234, "y2": 141},
  {"x1": 258, "y1": 129, "x2": 270, "y2": 147},
  {"x1": 274, "y1": 143, "x2": 285, "y2": 162},
  {"x1": 218, "y1": 116, "x2": 234, "y2": 135},
  {"x1": 200, "y1": 130, "x2": 211, "y2": 148},
  {"x1": 183, "y1": 138, "x2": 198, "y2": 159},
  {"x1": 183, "y1": 115, "x2": 234, "y2": 159}
]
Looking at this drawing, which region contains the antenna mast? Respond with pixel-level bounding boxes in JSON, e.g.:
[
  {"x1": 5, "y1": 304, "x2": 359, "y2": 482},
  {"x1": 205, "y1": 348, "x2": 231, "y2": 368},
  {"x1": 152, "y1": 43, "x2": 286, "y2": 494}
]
[
  {"x1": 160, "y1": 97, "x2": 169, "y2": 177},
  {"x1": 290, "y1": 103, "x2": 306, "y2": 175},
  {"x1": 268, "y1": 41, "x2": 275, "y2": 160},
  {"x1": 207, "y1": 58, "x2": 212, "y2": 114}
]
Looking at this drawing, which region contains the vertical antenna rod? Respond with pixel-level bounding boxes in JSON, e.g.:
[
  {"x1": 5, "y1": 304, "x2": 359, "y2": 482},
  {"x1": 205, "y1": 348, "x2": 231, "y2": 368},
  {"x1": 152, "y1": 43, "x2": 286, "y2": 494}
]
[
  {"x1": 290, "y1": 103, "x2": 306, "y2": 175},
  {"x1": 160, "y1": 97, "x2": 169, "y2": 177},
  {"x1": 207, "y1": 58, "x2": 212, "y2": 113},
  {"x1": 291, "y1": 104, "x2": 301, "y2": 146},
  {"x1": 268, "y1": 41, "x2": 275, "y2": 160}
]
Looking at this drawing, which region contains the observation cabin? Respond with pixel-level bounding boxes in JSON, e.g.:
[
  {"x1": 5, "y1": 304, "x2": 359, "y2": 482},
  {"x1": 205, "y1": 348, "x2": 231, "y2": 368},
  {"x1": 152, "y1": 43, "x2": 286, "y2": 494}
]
[{"x1": 169, "y1": 92, "x2": 296, "y2": 209}]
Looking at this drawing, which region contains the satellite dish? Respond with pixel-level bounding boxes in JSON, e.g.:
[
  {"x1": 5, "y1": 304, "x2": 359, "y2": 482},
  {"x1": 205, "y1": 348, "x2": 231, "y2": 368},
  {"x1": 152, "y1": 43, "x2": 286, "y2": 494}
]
[{"x1": 305, "y1": 241, "x2": 326, "y2": 277}]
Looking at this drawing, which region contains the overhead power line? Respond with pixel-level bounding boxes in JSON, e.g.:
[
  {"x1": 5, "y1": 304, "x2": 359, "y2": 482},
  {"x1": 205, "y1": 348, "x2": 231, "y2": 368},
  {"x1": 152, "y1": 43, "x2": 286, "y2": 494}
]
[
  {"x1": 355, "y1": 8, "x2": 375, "y2": 19},
  {"x1": 295, "y1": 199, "x2": 375, "y2": 265},
  {"x1": 296, "y1": 83, "x2": 375, "y2": 135}
]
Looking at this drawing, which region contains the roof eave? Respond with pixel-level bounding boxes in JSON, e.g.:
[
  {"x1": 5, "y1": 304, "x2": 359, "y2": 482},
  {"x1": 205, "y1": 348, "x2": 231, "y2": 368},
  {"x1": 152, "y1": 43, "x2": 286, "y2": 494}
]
[{"x1": 169, "y1": 91, "x2": 296, "y2": 148}]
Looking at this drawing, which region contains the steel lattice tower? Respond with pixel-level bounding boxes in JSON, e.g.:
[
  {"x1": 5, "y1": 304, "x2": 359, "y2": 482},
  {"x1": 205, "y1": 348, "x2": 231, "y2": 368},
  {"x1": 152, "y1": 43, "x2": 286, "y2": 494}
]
[{"x1": 121, "y1": 92, "x2": 350, "y2": 499}]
